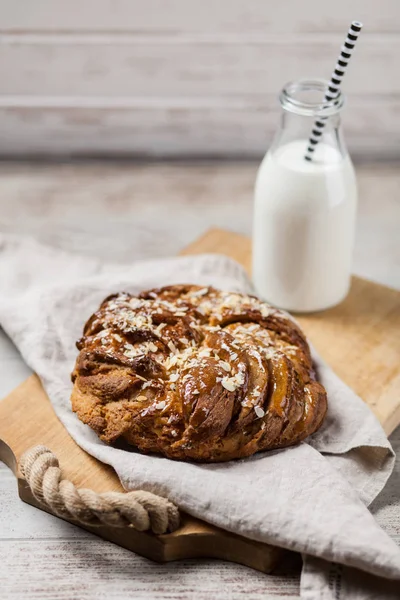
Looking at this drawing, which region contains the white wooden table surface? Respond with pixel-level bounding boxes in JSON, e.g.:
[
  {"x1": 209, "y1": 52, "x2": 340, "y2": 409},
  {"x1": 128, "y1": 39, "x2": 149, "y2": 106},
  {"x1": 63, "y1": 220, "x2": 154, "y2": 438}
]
[{"x1": 0, "y1": 161, "x2": 399, "y2": 599}]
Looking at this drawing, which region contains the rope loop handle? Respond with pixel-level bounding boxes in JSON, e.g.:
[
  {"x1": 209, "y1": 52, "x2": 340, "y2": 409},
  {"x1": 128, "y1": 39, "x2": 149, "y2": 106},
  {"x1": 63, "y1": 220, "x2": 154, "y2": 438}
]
[{"x1": 19, "y1": 445, "x2": 180, "y2": 534}]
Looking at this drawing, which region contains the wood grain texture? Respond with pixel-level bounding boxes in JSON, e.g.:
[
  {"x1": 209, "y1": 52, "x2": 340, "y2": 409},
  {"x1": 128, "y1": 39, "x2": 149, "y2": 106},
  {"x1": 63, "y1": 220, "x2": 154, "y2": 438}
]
[
  {"x1": 0, "y1": 535, "x2": 300, "y2": 600},
  {"x1": 4, "y1": 428, "x2": 399, "y2": 600},
  {"x1": 0, "y1": 465, "x2": 302, "y2": 600},
  {"x1": 2, "y1": 37, "x2": 398, "y2": 97},
  {"x1": 0, "y1": 0, "x2": 399, "y2": 157},
  {"x1": 1, "y1": 97, "x2": 399, "y2": 159},
  {"x1": 2, "y1": 0, "x2": 399, "y2": 33}
]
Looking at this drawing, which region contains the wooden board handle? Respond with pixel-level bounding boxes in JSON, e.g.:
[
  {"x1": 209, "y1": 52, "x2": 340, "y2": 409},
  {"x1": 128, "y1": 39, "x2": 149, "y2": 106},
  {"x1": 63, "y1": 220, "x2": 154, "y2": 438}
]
[{"x1": 19, "y1": 445, "x2": 180, "y2": 534}]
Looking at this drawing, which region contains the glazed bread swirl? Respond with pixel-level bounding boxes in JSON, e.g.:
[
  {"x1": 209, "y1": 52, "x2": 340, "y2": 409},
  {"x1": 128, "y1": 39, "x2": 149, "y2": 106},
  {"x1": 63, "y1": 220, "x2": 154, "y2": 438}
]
[{"x1": 71, "y1": 285, "x2": 327, "y2": 462}]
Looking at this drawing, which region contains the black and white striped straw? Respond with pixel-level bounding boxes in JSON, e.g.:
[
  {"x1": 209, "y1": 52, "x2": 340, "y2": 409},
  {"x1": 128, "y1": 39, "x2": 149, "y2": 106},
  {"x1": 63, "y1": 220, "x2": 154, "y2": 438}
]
[{"x1": 304, "y1": 20, "x2": 363, "y2": 161}]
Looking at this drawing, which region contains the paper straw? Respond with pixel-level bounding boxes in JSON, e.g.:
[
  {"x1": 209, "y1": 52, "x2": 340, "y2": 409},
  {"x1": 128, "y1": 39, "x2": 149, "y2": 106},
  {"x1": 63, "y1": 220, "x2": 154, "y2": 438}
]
[{"x1": 304, "y1": 21, "x2": 363, "y2": 161}]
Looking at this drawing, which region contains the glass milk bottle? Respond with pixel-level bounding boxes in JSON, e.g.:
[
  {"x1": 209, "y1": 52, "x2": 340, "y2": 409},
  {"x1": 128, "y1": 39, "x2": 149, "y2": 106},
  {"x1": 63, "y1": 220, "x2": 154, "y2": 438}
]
[{"x1": 252, "y1": 79, "x2": 357, "y2": 312}]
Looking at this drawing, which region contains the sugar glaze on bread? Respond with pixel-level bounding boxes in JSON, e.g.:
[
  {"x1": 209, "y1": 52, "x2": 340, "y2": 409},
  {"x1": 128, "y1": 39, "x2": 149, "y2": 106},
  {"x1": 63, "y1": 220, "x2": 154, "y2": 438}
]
[{"x1": 71, "y1": 285, "x2": 327, "y2": 462}]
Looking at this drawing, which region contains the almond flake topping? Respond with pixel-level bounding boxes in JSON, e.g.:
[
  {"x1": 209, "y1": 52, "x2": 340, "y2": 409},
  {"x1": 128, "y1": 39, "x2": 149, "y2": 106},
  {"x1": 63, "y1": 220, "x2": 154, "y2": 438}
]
[
  {"x1": 219, "y1": 361, "x2": 231, "y2": 372},
  {"x1": 165, "y1": 355, "x2": 179, "y2": 370},
  {"x1": 97, "y1": 330, "x2": 109, "y2": 338},
  {"x1": 136, "y1": 395, "x2": 147, "y2": 401},
  {"x1": 168, "y1": 341, "x2": 178, "y2": 354},
  {"x1": 191, "y1": 287, "x2": 209, "y2": 297},
  {"x1": 169, "y1": 373, "x2": 179, "y2": 382},
  {"x1": 221, "y1": 378, "x2": 236, "y2": 392},
  {"x1": 198, "y1": 348, "x2": 211, "y2": 358},
  {"x1": 203, "y1": 325, "x2": 220, "y2": 333},
  {"x1": 259, "y1": 304, "x2": 273, "y2": 318},
  {"x1": 254, "y1": 406, "x2": 265, "y2": 418},
  {"x1": 250, "y1": 385, "x2": 261, "y2": 397},
  {"x1": 117, "y1": 301, "x2": 134, "y2": 309},
  {"x1": 155, "y1": 401, "x2": 166, "y2": 410},
  {"x1": 129, "y1": 298, "x2": 145, "y2": 309},
  {"x1": 124, "y1": 341, "x2": 159, "y2": 359}
]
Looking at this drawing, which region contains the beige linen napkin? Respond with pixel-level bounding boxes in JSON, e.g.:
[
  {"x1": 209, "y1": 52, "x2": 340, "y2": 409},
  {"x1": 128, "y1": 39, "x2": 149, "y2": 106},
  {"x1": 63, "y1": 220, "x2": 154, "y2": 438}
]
[{"x1": 0, "y1": 233, "x2": 399, "y2": 600}]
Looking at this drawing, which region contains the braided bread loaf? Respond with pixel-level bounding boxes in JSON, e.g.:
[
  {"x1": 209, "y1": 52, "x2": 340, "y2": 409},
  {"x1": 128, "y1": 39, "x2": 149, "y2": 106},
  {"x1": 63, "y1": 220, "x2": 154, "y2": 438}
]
[{"x1": 71, "y1": 285, "x2": 327, "y2": 462}]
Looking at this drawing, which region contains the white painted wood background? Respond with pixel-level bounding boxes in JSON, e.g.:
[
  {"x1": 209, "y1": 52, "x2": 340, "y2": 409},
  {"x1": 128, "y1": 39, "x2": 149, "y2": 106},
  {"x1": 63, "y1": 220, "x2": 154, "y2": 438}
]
[{"x1": 0, "y1": 0, "x2": 399, "y2": 158}]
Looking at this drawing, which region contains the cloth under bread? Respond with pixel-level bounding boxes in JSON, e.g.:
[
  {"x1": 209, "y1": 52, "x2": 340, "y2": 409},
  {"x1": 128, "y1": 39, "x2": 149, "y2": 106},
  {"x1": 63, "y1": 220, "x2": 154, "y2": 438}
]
[{"x1": 0, "y1": 233, "x2": 399, "y2": 600}]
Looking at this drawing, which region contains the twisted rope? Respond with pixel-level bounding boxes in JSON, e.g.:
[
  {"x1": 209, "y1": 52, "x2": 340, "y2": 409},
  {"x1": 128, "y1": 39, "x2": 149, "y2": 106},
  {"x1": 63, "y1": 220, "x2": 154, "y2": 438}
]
[{"x1": 19, "y1": 445, "x2": 180, "y2": 534}]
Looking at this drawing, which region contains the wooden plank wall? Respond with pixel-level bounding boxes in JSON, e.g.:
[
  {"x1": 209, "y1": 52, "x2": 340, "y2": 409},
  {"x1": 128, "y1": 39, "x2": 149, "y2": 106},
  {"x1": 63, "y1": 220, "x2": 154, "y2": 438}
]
[{"x1": 0, "y1": 0, "x2": 399, "y2": 158}]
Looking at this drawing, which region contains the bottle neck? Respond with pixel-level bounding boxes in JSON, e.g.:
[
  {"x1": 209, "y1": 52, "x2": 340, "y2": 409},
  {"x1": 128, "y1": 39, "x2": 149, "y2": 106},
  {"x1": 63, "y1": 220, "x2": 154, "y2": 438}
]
[
  {"x1": 272, "y1": 79, "x2": 348, "y2": 162},
  {"x1": 270, "y1": 110, "x2": 347, "y2": 162}
]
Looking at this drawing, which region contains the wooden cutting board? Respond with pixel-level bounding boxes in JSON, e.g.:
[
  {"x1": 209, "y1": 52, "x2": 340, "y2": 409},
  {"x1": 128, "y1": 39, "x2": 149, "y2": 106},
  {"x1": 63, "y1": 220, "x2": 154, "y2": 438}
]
[{"x1": 1, "y1": 228, "x2": 399, "y2": 574}]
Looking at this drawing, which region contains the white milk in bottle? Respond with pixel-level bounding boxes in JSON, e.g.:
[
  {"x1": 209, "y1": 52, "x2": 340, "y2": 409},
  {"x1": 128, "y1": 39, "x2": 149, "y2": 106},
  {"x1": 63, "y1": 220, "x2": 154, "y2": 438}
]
[{"x1": 252, "y1": 79, "x2": 357, "y2": 312}]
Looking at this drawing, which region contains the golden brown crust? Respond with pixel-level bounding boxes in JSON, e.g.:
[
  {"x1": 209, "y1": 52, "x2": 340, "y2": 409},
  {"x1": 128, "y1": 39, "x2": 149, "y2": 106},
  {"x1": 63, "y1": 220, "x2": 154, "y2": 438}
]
[{"x1": 71, "y1": 285, "x2": 327, "y2": 461}]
